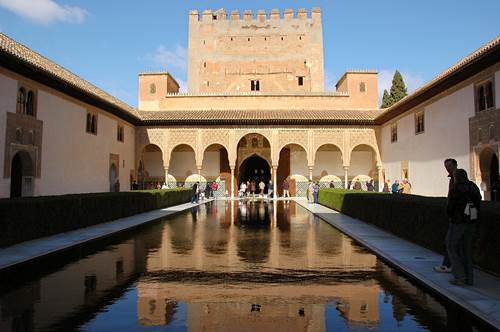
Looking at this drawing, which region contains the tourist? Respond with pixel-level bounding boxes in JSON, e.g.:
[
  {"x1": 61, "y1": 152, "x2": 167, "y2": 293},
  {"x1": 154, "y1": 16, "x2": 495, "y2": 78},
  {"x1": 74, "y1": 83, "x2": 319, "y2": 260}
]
[
  {"x1": 434, "y1": 158, "x2": 458, "y2": 273},
  {"x1": 353, "y1": 179, "x2": 362, "y2": 190},
  {"x1": 383, "y1": 180, "x2": 390, "y2": 193},
  {"x1": 161, "y1": 182, "x2": 167, "y2": 189},
  {"x1": 259, "y1": 180, "x2": 265, "y2": 196},
  {"x1": 313, "y1": 181, "x2": 320, "y2": 204},
  {"x1": 205, "y1": 182, "x2": 211, "y2": 199},
  {"x1": 366, "y1": 179, "x2": 374, "y2": 192},
  {"x1": 402, "y1": 179, "x2": 412, "y2": 194},
  {"x1": 250, "y1": 180, "x2": 256, "y2": 197},
  {"x1": 132, "y1": 180, "x2": 139, "y2": 190},
  {"x1": 329, "y1": 180, "x2": 335, "y2": 188},
  {"x1": 211, "y1": 181, "x2": 219, "y2": 199},
  {"x1": 191, "y1": 181, "x2": 199, "y2": 204},
  {"x1": 283, "y1": 179, "x2": 290, "y2": 198},
  {"x1": 268, "y1": 179, "x2": 273, "y2": 198},
  {"x1": 114, "y1": 179, "x2": 120, "y2": 192},
  {"x1": 307, "y1": 181, "x2": 314, "y2": 203},
  {"x1": 391, "y1": 180, "x2": 399, "y2": 194},
  {"x1": 446, "y1": 169, "x2": 481, "y2": 286},
  {"x1": 239, "y1": 181, "x2": 247, "y2": 198}
]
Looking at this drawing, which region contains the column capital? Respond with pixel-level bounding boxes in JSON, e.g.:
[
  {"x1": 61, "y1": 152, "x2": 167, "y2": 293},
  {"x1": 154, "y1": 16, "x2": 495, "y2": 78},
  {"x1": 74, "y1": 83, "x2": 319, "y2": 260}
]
[{"x1": 343, "y1": 166, "x2": 349, "y2": 171}]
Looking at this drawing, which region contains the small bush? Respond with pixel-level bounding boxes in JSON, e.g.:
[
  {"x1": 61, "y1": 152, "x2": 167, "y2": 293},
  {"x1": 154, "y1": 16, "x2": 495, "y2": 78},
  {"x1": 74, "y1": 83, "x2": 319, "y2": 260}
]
[
  {"x1": 0, "y1": 188, "x2": 191, "y2": 247},
  {"x1": 319, "y1": 188, "x2": 500, "y2": 275}
]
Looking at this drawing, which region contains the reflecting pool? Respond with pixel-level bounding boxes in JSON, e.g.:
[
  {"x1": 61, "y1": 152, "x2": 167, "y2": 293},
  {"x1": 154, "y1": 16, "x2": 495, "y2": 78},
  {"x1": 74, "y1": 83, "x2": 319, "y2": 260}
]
[{"x1": 0, "y1": 200, "x2": 486, "y2": 331}]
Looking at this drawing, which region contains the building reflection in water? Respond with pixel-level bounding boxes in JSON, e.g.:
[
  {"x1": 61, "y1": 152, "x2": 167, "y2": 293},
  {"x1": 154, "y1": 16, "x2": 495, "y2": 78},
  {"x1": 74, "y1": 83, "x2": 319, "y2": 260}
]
[{"x1": 0, "y1": 201, "x2": 458, "y2": 331}]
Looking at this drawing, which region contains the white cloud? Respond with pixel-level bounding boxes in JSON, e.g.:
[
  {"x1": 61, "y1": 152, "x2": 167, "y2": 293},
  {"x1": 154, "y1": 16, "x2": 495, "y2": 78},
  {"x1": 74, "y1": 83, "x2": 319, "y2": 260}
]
[
  {"x1": 149, "y1": 44, "x2": 188, "y2": 71},
  {"x1": 378, "y1": 69, "x2": 425, "y2": 105},
  {"x1": 0, "y1": 0, "x2": 88, "y2": 24}
]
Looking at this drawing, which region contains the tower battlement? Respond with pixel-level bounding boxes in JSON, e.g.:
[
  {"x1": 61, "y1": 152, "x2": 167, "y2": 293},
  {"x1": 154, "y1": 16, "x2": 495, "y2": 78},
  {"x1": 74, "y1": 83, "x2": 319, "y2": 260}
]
[{"x1": 189, "y1": 8, "x2": 321, "y2": 23}]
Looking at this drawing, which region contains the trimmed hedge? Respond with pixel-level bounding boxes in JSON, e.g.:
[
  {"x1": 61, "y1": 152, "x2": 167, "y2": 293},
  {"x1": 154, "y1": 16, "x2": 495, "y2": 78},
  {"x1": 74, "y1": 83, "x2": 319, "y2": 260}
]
[
  {"x1": 319, "y1": 188, "x2": 500, "y2": 275},
  {"x1": 0, "y1": 188, "x2": 191, "y2": 247}
]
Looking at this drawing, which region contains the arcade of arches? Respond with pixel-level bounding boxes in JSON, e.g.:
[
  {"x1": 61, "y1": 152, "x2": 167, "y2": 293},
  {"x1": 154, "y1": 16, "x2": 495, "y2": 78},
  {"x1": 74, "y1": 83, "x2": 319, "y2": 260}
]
[{"x1": 136, "y1": 127, "x2": 383, "y2": 196}]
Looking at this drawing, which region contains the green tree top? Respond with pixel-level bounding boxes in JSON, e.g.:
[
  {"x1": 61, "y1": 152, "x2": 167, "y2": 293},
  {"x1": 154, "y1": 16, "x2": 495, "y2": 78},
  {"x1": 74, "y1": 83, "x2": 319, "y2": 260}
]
[{"x1": 381, "y1": 70, "x2": 408, "y2": 108}]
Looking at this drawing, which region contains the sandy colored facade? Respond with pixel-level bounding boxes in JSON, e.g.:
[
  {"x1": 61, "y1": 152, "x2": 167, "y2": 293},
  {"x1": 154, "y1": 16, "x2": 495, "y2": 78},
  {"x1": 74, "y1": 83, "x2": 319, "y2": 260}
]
[{"x1": 0, "y1": 8, "x2": 499, "y2": 199}]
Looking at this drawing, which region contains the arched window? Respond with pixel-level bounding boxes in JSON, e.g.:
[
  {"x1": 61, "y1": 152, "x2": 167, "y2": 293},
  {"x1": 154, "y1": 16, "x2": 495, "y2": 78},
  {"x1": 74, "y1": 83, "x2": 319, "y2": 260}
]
[
  {"x1": 17, "y1": 88, "x2": 26, "y2": 114},
  {"x1": 251, "y1": 137, "x2": 259, "y2": 148},
  {"x1": 360, "y1": 82, "x2": 366, "y2": 92},
  {"x1": 150, "y1": 83, "x2": 156, "y2": 94},
  {"x1": 26, "y1": 90, "x2": 35, "y2": 116},
  {"x1": 28, "y1": 131, "x2": 35, "y2": 145},
  {"x1": 86, "y1": 113, "x2": 92, "y2": 132},
  {"x1": 91, "y1": 115, "x2": 97, "y2": 134}
]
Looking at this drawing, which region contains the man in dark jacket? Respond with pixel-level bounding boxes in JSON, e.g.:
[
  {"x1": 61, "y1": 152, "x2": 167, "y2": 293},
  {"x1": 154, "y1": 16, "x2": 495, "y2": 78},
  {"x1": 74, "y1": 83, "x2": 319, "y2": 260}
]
[
  {"x1": 446, "y1": 168, "x2": 481, "y2": 286},
  {"x1": 191, "y1": 181, "x2": 199, "y2": 203}
]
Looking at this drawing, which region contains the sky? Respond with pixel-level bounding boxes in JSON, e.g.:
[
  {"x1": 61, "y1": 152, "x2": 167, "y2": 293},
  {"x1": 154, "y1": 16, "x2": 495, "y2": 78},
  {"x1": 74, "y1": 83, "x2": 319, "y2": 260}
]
[{"x1": 0, "y1": 0, "x2": 498, "y2": 107}]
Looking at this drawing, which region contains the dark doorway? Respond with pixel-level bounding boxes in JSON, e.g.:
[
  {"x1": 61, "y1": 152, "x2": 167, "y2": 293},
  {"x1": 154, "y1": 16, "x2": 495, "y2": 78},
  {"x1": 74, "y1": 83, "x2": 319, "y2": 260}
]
[
  {"x1": 238, "y1": 155, "x2": 271, "y2": 188},
  {"x1": 10, "y1": 151, "x2": 33, "y2": 198},
  {"x1": 490, "y1": 154, "x2": 499, "y2": 188}
]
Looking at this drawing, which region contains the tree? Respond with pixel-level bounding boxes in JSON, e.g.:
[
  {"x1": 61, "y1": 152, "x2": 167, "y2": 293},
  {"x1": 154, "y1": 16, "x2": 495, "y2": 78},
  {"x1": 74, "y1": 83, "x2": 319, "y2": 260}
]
[
  {"x1": 381, "y1": 70, "x2": 408, "y2": 108},
  {"x1": 381, "y1": 89, "x2": 392, "y2": 108}
]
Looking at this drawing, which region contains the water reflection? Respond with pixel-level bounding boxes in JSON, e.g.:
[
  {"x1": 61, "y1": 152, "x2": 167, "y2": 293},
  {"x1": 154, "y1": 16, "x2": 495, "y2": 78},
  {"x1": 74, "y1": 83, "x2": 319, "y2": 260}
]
[{"x1": 0, "y1": 201, "x2": 487, "y2": 331}]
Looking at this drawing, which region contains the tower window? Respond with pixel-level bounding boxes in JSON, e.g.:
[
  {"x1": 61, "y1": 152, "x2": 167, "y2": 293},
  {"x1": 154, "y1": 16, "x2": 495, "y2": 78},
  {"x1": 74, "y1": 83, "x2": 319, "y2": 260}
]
[
  {"x1": 298, "y1": 76, "x2": 304, "y2": 86},
  {"x1": 251, "y1": 80, "x2": 260, "y2": 91},
  {"x1": 203, "y1": 62, "x2": 207, "y2": 68},
  {"x1": 150, "y1": 83, "x2": 156, "y2": 94},
  {"x1": 415, "y1": 111, "x2": 425, "y2": 135},
  {"x1": 360, "y1": 82, "x2": 366, "y2": 92},
  {"x1": 281, "y1": 37, "x2": 284, "y2": 41},
  {"x1": 248, "y1": 37, "x2": 250, "y2": 41}
]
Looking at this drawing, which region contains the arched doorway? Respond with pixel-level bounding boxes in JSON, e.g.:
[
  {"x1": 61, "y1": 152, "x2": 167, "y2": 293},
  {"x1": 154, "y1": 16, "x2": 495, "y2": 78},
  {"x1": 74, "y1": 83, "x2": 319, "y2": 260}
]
[
  {"x1": 10, "y1": 151, "x2": 34, "y2": 198},
  {"x1": 238, "y1": 154, "x2": 271, "y2": 188},
  {"x1": 169, "y1": 144, "x2": 197, "y2": 187},
  {"x1": 140, "y1": 144, "x2": 164, "y2": 189},
  {"x1": 479, "y1": 148, "x2": 499, "y2": 200},
  {"x1": 277, "y1": 144, "x2": 308, "y2": 197},
  {"x1": 349, "y1": 144, "x2": 379, "y2": 191}
]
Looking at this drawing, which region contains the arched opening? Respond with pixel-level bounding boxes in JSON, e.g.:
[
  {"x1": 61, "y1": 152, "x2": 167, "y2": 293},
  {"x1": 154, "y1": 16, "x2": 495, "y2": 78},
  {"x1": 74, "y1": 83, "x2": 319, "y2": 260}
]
[
  {"x1": 26, "y1": 91, "x2": 35, "y2": 116},
  {"x1": 238, "y1": 154, "x2": 271, "y2": 194},
  {"x1": 479, "y1": 148, "x2": 499, "y2": 200},
  {"x1": 17, "y1": 88, "x2": 26, "y2": 114},
  {"x1": 139, "y1": 144, "x2": 164, "y2": 189},
  {"x1": 277, "y1": 143, "x2": 308, "y2": 197},
  {"x1": 313, "y1": 144, "x2": 344, "y2": 188},
  {"x1": 236, "y1": 133, "x2": 272, "y2": 196},
  {"x1": 10, "y1": 151, "x2": 34, "y2": 198},
  {"x1": 109, "y1": 163, "x2": 118, "y2": 192},
  {"x1": 169, "y1": 144, "x2": 197, "y2": 187},
  {"x1": 202, "y1": 144, "x2": 230, "y2": 198},
  {"x1": 349, "y1": 144, "x2": 378, "y2": 191}
]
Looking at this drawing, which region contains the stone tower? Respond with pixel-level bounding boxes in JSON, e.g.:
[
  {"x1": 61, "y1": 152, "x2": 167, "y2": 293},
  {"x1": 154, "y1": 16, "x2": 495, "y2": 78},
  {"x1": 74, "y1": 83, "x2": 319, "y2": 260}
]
[{"x1": 187, "y1": 8, "x2": 324, "y2": 94}]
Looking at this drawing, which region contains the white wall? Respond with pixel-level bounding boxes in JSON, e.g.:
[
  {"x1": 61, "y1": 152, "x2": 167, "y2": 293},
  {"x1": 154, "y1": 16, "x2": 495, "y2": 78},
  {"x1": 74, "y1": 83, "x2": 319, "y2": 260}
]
[
  {"x1": 381, "y1": 85, "x2": 475, "y2": 196},
  {"x1": 313, "y1": 151, "x2": 343, "y2": 177},
  {"x1": 35, "y1": 91, "x2": 136, "y2": 195},
  {"x1": 0, "y1": 71, "x2": 136, "y2": 197},
  {"x1": 349, "y1": 150, "x2": 373, "y2": 177},
  {"x1": 0, "y1": 73, "x2": 17, "y2": 197},
  {"x1": 169, "y1": 151, "x2": 197, "y2": 180}
]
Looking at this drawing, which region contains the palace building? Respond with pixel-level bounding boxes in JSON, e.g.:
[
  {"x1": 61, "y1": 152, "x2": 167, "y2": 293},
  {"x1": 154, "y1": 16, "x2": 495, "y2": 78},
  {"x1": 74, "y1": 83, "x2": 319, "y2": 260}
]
[{"x1": 0, "y1": 8, "x2": 499, "y2": 199}]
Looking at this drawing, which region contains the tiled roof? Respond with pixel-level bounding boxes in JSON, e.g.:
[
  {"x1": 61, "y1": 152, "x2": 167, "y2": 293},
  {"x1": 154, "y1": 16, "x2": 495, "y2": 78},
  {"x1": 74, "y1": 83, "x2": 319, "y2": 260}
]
[
  {"x1": 0, "y1": 33, "x2": 140, "y2": 121},
  {"x1": 376, "y1": 36, "x2": 500, "y2": 123},
  {"x1": 139, "y1": 109, "x2": 381, "y2": 125}
]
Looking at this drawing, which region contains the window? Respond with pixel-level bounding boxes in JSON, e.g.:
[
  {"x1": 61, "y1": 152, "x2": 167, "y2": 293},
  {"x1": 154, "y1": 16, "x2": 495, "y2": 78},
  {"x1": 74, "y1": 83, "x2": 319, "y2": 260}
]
[
  {"x1": 116, "y1": 260, "x2": 124, "y2": 280},
  {"x1": 281, "y1": 36, "x2": 284, "y2": 41},
  {"x1": 298, "y1": 76, "x2": 304, "y2": 86},
  {"x1": 86, "y1": 112, "x2": 97, "y2": 135},
  {"x1": 117, "y1": 125, "x2": 124, "y2": 142},
  {"x1": 150, "y1": 83, "x2": 156, "y2": 94},
  {"x1": 26, "y1": 90, "x2": 35, "y2": 116},
  {"x1": 16, "y1": 88, "x2": 26, "y2": 114},
  {"x1": 360, "y1": 82, "x2": 366, "y2": 93},
  {"x1": 15, "y1": 128, "x2": 23, "y2": 144},
  {"x1": 248, "y1": 37, "x2": 250, "y2": 41},
  {"x1": 476, "y1": 79, "x2": 495, "y2": 112},
  {"x1": 84, "y1": 274, "x2": 97, "y2": 294},
  {"x1": 251, "y1": 80, "x2": 260, "y2": 91},
  {"x1": 390, "y1": 123, "x2": 398, "y2": 143},
  {"x1": 415, "y1": 111, "x2": 425, "y2": 135},
  {"x1": 203, "y1": 62, "x2": 207, "y2": 68},
  {"x1": 299, "y1": 36, "x2": 302, "y2": 40}
]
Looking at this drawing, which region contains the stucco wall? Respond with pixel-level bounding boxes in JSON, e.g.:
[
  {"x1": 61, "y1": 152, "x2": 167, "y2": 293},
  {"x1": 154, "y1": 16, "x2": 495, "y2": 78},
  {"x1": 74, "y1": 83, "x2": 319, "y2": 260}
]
[
  {"x1": 0, "y1": 71, "x2": 136, "y2": 198},
  {"x1": 0, "y1": 73, "x2": 18, "y2": 196},
  {"x1": 381, "y1": 85, "x2": 475, "y2": 196},
  {"x1": 169, "y1": 151, "x2": 197, "y2": 181}
]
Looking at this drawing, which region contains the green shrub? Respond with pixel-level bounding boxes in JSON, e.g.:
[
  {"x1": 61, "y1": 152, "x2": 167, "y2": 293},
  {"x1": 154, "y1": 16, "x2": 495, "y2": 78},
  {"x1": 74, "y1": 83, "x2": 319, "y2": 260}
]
[
  {"x1": 0, "y1": 188, "x2": 191, "y2": 247},
  {"x1": 319, "y1": 188, "x2": 500, "y2": 275}
]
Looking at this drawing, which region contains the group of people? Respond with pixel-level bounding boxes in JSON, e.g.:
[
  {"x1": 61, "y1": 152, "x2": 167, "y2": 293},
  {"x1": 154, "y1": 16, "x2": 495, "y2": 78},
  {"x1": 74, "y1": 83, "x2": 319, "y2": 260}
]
[
  {"x1": 191, "y1": 181, "x2": 220, "y2": 203},
  {"x1": 434, "y1": 158, "x2": 481, "y2": 286},
  {"x1": 382, "y1": 178, "x2": 412, "y2": 194},
  {"x1": 307, "y1": 181, "x2": 320, "y2": 204},
  {"x1": 239, "y1": 178, "x2": 273, "y2": 198}
]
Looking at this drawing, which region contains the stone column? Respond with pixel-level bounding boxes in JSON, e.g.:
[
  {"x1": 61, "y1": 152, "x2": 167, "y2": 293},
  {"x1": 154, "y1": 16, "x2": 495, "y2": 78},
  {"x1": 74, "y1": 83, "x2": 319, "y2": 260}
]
[
  {"x1": 309, "y1": 166, "x2": 313, "y2": 181},
  {"x1": 377, "y1": 166, "x2": 383, "y2": 192},
  {"x1": 230, "y1": 166, "x2": 235, "y2": 199},
  {"x1": 344, "y1": 166, "x2": 349, "y2": 189},
  {"x1": 197, "y1": 167, "x2": 202, "y2": 182},
  {"x1": 273, "y1": 166, "x2": 278, "y2": 198},
  {"x1": 164, "y1": 167, "x2": 169, "y2": 188}
]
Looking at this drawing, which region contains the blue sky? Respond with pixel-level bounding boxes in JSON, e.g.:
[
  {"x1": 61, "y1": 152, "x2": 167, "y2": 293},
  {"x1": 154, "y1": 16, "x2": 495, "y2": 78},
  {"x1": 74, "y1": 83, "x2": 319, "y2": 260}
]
[{"x1": 0, "y1": 0, "x2": 498, "y2": 107}]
